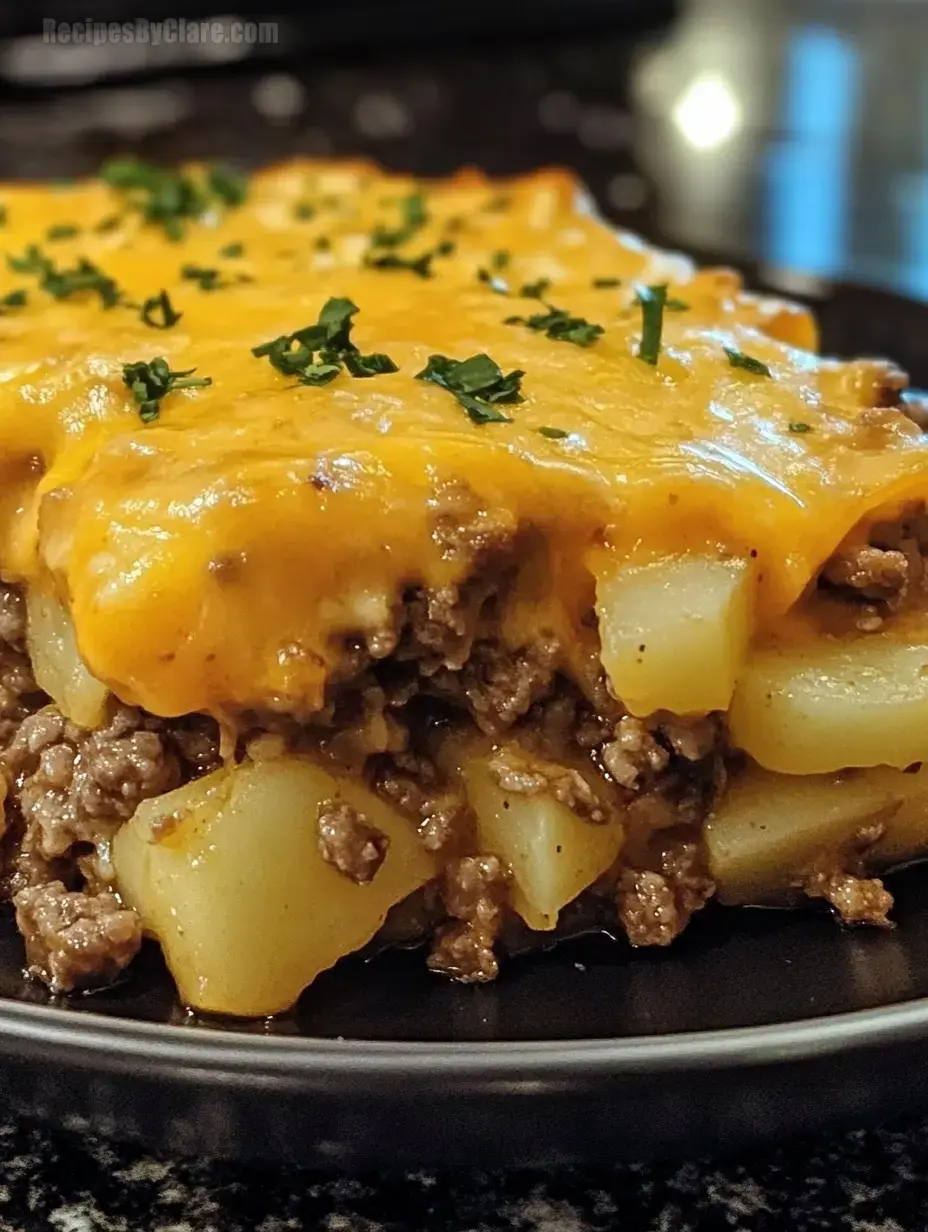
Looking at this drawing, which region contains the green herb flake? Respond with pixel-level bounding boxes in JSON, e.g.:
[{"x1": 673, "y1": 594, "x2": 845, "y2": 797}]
[
  {"x1": 636, "y1": 284, "x2": 668, "y2": 365},
  {"x1": 181, "y1": 264, "x2": 227, "y2": 292},
  {"x1": 293, "y1": 202, "x2": 317, "y2": 221},
  {"x1": 46, "y1": 223, "x2": 80, "y2": 242},
  {"x1": 483, "y1": 194, "x2": 511, "y2": 212},
  {"x1": 789, "y1": 421, "x2": 813, "y2": 434},
  {"x1": 10, "y1": 245, "x2": 122, "y2": 308},
  {"x1": 592, "y1": 277, "x2": 621, "y2": 288},
  {"x1": 218, "y1": 241, "x2": 244, "y2": 259},
  {"x1": 6, "y1": 245, "x2": 47, "y2": 275},
  {"x1": 101, "y1": 160, "x2": 205, "y2": 241},
  {"x1": 315, "y1": 236, "x2": 332, "y2": 252},
  {"x1": 477, "y1": 268, "x2": 509, "y2": 295},
  {"x1": 0, "y1": 289, "x2": 27, "y2": 313},
  {"x1": 724, "y1": 346, "x2": 772, "y2": 378},
  {"x1": 100, "y1": 159, "x2": 247, "y2": 241},
  {"x1": 666, "y1": 297, "x2": 690, "y2": 311},
  {"x1": 252, "y1": 296, "x2": 398, "y2": 386},
  {"x1": 94, "y1": 214, "x2": 121, "y2": 234},
  {"x1": 415, "y1": 352, "x2": 524, "y2": 425},
  {"x1": 370, "y1": 191, "x2": 429, "y2": 249},
  {"x1": 122, "y1": 356, "x2": 212, "y2": 423},
  {"x1": 506, "y1": 303, "x2": 604, "y2": 348},
  {"x1": 140, "y1": 290, "x2": 182, "y2": 330},
  {"x1": 435, "y1": 239, "x2": 456, "y2": 257},
  {"x1": 537, "y1": 426, "x2": 569, "y2": 440},
  {"x1": 519, "y1": 278, "x2": 550, "y2": 300},
  {"x1": 342, "y1": 351, "x2": 400, "y2": 378},
  {"x1": 207, "y1": 165, "x2": 248, "y2": 208},
  {"x1": 0, "y1": 204, "x2": 7, "y2": 228},
  {"x1": 365, "y1": 251, "x2": 433, "y2": 278},
  {"x1": 491, "y1": 249, "x2": 510, "y2": 271}
]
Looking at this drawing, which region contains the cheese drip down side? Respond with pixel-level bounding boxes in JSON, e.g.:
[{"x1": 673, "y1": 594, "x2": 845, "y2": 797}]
[{"x1": 0, "y1": 160, "x2": 925, "y2": 719}]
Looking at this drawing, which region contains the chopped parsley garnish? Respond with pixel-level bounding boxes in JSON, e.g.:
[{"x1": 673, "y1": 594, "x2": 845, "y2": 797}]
[
  {"x1": 100, "y1": 159, "x2": 247, "y2": 241},
  {"x1": 315, "y1": 236, "x2": 332, "y2": 251},
  {"x1": 491, "y1": 249, "x2": 510, "y2": 271},
  {"x1": 505, "y1": 303, "x2": 604, "y2": 348},
  {"x1": 8, "y1": 245, "x2": 121, "y2": 307},
  {"x1": 370, "y1": 191, "x2": 428, "y2": 248},
  {"x1": 6, "y1": 245, "x2": 47, "y2": 275},
  {"x1": 537, "y1": 426, "x2": 569, "y2": 439},
  {"x1": 46, "y1": 223, "x2": 79, "y2": 242},
  {"x1": 365, "y1": 250, "x2": 433, "y2": 278},
  {"x1": 415, "y1": 353, "x2": 524, "y2": 425},
  {"x1": 181, "y1": 264, "x2": 228, "y2": 292},
  {"x1": 520, "y1": 278, "x2": 550, "y2": 299},
  {"x1": 140, "y1": 290, "x2": 182, "y2": 330},
  {"x1": 218, "y1": 241, "x2": 244, "y2": 258},
  {"x1": 251, "y1": 296, "x2": 398, "y2": 386},
  {"x1": 483, "y1": 194, "x2": 511, "y2": 212},
  {"x1": 435, "y1": 239, "x2": 456, "y2": 257},
  {"x1": 0, "y1": 289, "x2": 27, "y2": 313},
  {"x1": 477, "y1": 268, "x2": 509, "y2": 295},
  {"x1": 46, "y1": 258, "x2": 121, "y2": 307},
  {"x1": 666, "y1": 297, "x2": 690, "y2": 311},
  {"x1": 293, "y1": 202, "x2": 317, "y2": 221},
  {"x1": 206, "y1": 166, "x2": 248, "y2": 208},
  {"x1": 636, "y1": 283, "x2": 668, "y2": 365},
  {"x1": 342, "y1": 351, "x2": 400, "y2": 378},
  {"x1": 592, "y1": 277, "x2": 621, "y2": 288},
  {"x1": 122, "y1": 357, "x2": 211, "y2": 423},
  {"x1": 94, "y1": 214, "x2": 121, "y2": 234},
  {"x1": 724, "y1": 346, "x2": 771, "y2": 377},
  {"x1": 789, "y1": 421, "x2": 812, "y2": 433}
]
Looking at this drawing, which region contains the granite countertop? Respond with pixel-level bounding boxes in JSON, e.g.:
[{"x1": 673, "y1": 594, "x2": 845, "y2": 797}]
[{"x1": 0, "y1": 1115, "x2": 924, "y2": 1231}]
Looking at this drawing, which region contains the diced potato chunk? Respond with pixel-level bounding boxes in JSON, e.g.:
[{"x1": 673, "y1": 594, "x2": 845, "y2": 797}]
[
  {"x1": 440, "y1": 736, "x2": 623, "y2": 931},
  {"x1": 26, "y1": 585, "x2": 109, "y2": 728},
  {"x1": 595, "y1": 555, "x2": 752, "y2": 717},
  {"x1": 113, "y1": 755, "x2": 436, "y2": 1016},
  {"x1": 706, "y1": 761, "x2": 928, "y2": 904},
  {"x1": 728, "y1": 633, "x2": 928, "y2": 774}
]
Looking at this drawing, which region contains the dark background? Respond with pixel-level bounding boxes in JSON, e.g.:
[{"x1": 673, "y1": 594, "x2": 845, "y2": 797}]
[{"x1": 1, "y1": 0, "x2": 928, "y2": 380}]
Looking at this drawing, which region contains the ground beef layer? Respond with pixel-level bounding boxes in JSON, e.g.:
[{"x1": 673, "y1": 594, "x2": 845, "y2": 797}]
[{"x1": 0, "y1": 547, "x2": 897, "y2": 1001}]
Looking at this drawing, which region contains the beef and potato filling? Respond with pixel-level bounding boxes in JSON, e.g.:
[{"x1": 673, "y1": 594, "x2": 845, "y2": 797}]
[{"x1": 0, "y1": 506, "x2": 915, "y2": 1012}]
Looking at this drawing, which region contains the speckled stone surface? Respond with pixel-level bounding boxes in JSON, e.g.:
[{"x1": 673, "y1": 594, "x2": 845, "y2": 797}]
[{"x1": 0, "y1": 1116, "x2": 924, "y2": 1231}]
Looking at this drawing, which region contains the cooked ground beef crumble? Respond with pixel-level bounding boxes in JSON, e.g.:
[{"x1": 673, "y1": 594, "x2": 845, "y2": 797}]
[{"x1": 316, "y1": 798, "x2": 389, "y2": 884}]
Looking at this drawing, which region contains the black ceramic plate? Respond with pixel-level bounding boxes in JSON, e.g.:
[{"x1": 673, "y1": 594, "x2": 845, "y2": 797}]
[{"x1": 5, "y1": 859, "x2": 928, "y2": 1166}]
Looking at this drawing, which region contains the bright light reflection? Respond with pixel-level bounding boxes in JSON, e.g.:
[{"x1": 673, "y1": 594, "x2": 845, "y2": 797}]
[{"x1": 672, "y1": 72, "x2": 742, "y2": 151}]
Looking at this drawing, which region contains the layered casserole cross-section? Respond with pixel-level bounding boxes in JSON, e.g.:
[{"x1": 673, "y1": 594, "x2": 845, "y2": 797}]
[{"x1": 0, "y1": 159, "x2": 926, "y2": 1014}]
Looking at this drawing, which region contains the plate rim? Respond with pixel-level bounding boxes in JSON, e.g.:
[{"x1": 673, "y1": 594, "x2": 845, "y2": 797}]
[{"x1": 3, "y1": 993, "x2": 928, "y2": 1079}]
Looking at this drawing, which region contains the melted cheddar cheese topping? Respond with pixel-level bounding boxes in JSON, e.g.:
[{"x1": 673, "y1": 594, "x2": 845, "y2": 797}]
[{"x1": 0, "y1": 160, "x2": 924, "y2": 719}]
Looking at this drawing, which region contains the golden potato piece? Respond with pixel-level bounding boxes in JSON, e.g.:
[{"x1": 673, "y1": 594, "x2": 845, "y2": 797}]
[
  {"x1": 27, "y1": 584, "x2": 109, "y2": 728},
  {"x1": 595, "y1": 555, "x2": 752, "y2": 717},
  {"x1": 706, "y1": 760, "x2": 928, "y2": 904},
  {"x1": 729, "y1": 632, "x2": 928, "y2": 774},
  {"x1": 113, "y1": 754, "x2": 436, "y2": 1016},
  {"x1": 439, "y1": 734, "x2": 623, "y2": 931}
]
